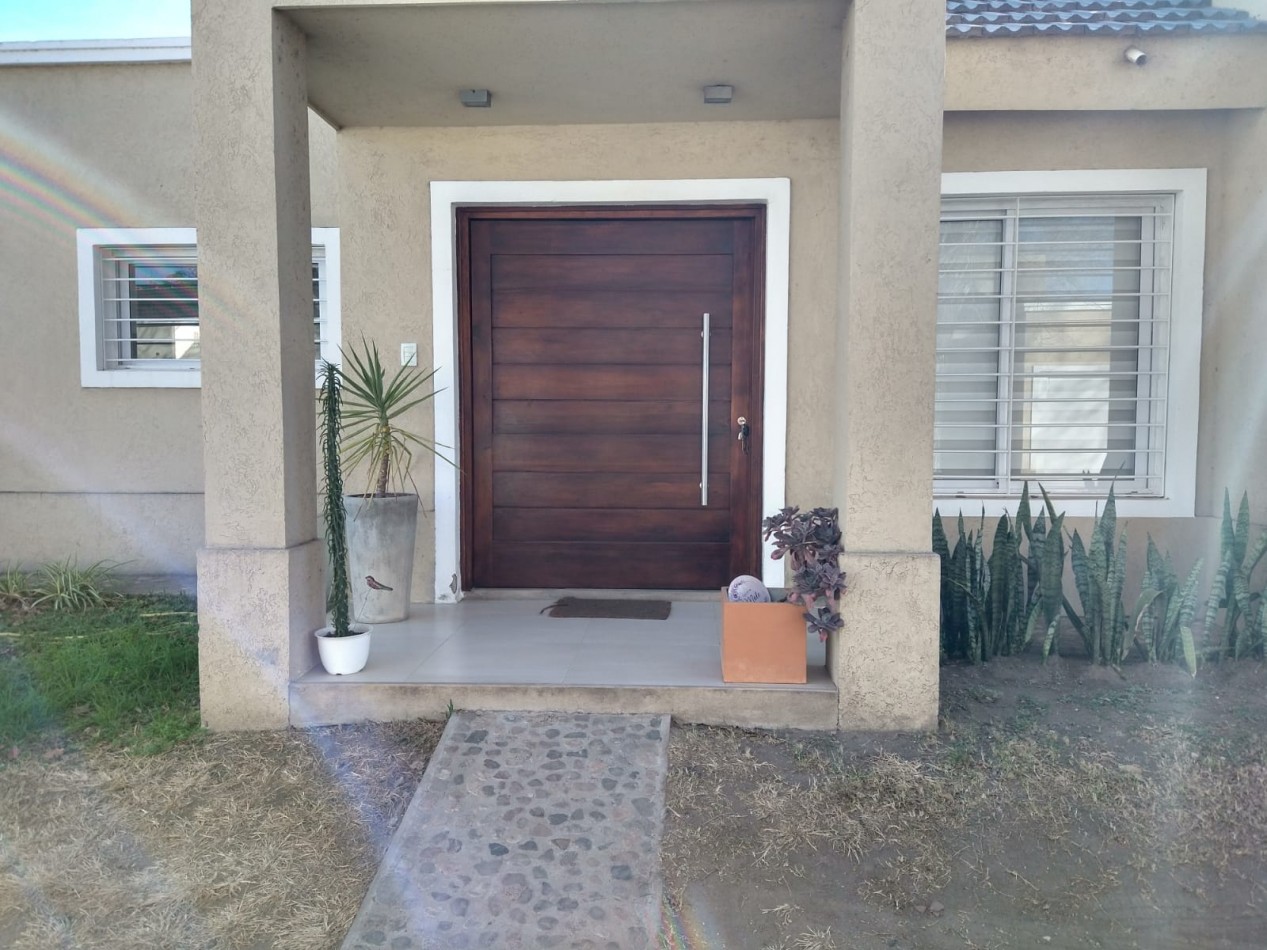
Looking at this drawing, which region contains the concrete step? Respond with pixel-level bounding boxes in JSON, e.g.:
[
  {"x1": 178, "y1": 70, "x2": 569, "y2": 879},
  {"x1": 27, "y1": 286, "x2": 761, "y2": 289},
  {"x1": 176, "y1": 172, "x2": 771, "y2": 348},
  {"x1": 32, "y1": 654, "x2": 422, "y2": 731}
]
[{"x1": 291, "y1": 680, "x2": 838, "y2": 731}]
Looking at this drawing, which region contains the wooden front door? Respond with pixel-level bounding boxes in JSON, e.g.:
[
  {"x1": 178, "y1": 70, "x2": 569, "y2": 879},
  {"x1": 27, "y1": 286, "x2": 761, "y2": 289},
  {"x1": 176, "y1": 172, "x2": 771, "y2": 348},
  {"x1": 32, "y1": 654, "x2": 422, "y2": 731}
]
[{"x1": 459, "y1": 206, "x2": 765, "y2": 590}]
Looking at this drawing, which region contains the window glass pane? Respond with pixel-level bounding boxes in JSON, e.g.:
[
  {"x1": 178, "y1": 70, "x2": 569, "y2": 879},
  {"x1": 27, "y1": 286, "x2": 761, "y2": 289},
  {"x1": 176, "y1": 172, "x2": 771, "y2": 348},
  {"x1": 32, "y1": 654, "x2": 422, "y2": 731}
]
[
  {"x1": 1010, "y1": 216, "x2": 1142, "y2": 479},
  {"x1": 936, "y1": 218, "x2": 1002, "y2": 478},
  {"x1": 128, "y1": 262, "x2": 200, "y2": 361},
  {"x1": 313, "y1": 263, "x2": 323, "y2": 359}
]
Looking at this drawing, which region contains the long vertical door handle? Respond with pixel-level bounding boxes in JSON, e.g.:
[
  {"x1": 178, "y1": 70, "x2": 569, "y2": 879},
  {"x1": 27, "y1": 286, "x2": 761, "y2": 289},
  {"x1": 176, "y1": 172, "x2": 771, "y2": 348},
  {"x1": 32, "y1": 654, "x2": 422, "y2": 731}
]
[{"x1": 700, "y1": 312, "x2": 710, "y2": 506}]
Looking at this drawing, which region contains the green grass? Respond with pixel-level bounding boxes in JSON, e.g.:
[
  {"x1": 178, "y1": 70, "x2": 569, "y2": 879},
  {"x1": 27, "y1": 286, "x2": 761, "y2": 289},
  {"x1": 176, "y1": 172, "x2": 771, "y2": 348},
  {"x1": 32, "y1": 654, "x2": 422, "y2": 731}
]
[{"x1": 0, "y1": 595, "x2": 202, "y2": 754}]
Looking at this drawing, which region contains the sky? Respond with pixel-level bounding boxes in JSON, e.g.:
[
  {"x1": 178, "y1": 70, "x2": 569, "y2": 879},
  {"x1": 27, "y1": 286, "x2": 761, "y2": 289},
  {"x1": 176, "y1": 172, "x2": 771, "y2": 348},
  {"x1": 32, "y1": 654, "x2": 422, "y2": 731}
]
[{"x1": 0, "y1": 0, "x2": 190, "y2": 42}]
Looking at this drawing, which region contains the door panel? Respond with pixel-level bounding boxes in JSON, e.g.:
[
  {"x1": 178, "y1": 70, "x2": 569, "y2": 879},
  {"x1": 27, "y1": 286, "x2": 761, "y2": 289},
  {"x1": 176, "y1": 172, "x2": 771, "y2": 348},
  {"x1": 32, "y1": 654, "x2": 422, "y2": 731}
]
[
  {"x1": 492, "y1": 472, "x2": 733, "y2": 511},
  {"x1": 492, "y1": 433, "x2": 731, "y2": 474},
  {"x1": 493, "y1": 400, "x2": 732, "y2": 435},
  {"x1": 461, "y1": 209, "x2": 764, "y2": 590},
  {"x1": 487, "y1": 542, "x2": 731, "y2": 590},
  {"x1": 491, "y1": 365, "x2": 732, "y2": 401},
  {"x1": 493, "y1": 290, "x2": 731, "y2": 328},
  {"x1": 493, "y1": 509, "x2": 731, "y2": 544},
  {"x1": 493, "y1": 328, "x2": 733, "y2": 365}
]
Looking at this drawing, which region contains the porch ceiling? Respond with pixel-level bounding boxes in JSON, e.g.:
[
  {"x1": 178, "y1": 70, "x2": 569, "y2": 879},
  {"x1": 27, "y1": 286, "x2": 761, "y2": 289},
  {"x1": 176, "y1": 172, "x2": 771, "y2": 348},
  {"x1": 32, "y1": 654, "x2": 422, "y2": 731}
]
[{"x1": 286, "y1": 0, "x2": 847, "y2": 128}]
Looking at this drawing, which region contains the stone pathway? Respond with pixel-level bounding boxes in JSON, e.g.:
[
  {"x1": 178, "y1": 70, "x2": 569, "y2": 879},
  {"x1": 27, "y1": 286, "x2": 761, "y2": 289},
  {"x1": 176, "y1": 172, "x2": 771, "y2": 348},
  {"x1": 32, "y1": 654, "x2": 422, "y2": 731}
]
[{"x1": 342, "y1": 710, "x2": 671, "y2": 949}]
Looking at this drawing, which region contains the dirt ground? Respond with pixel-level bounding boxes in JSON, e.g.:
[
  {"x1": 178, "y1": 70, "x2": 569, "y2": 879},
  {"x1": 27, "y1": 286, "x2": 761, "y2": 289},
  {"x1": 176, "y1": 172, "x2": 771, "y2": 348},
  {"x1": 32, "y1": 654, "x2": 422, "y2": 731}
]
[
  {"x1": 3, "y1": 657, "x2": 1265, "y2": 950},
  {"x1": 661, "y1": 655, "x2": 1267, "y2": 950}
]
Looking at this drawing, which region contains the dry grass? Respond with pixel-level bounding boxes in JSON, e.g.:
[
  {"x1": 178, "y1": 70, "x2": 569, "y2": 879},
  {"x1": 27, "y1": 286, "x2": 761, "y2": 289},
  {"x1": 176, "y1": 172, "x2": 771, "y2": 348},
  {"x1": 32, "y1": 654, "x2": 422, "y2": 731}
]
[
  {"x1": 0, "y1": 720, "x2": 442, "y2": 949},
  {"x1": 661, "y1": 695, "x2": 1267, "y2": 949}
]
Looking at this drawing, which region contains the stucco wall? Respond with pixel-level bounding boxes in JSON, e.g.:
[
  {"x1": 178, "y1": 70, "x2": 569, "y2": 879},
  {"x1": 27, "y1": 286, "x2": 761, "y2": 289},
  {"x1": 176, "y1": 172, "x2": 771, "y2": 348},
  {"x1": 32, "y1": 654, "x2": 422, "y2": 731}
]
[
  {"x1": 4, "y1": 59, "x2": 1263, "y2": 597},
  {"x1": 0, "y1": 60, "x2": 338, "y2": 574},
  {"x1": 334, "y1": 120, "x2": 840, "y2": 597},
  {"x1": 946, "y1": 34, "x2": 1267, "y2": 112},
  {"x1": 941, "y1": 109, "x2": 1267, "y2": 595}
]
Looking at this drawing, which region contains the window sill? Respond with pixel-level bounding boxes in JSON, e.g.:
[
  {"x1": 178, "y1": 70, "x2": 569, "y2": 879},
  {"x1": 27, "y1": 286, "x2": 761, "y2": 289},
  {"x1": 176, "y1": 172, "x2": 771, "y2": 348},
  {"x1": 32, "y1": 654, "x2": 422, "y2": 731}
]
[
  {"x1": 933, "y1": 495, "x2": 1194, "y2": 520},
  {"x1": 80, "y1": 368, "x2": 202, "y2": 389}
]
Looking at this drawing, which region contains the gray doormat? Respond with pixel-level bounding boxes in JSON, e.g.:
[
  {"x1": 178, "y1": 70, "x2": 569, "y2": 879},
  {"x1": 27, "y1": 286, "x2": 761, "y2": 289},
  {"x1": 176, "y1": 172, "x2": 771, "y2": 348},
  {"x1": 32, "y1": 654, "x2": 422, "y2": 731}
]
[{"x1": 542, "y1": 597, "x2": 672, "y2": 620}]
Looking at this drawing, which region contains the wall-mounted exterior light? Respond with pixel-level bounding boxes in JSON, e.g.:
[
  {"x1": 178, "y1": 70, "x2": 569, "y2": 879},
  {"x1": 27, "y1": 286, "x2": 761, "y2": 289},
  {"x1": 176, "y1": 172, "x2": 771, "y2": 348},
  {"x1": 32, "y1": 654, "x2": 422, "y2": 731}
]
[
  {"x1": 459, "y1": 89, "x2": 492, "y2": 108},
  {"x1": 703, "y1": 84, "x2": 733, "y2": 105}
]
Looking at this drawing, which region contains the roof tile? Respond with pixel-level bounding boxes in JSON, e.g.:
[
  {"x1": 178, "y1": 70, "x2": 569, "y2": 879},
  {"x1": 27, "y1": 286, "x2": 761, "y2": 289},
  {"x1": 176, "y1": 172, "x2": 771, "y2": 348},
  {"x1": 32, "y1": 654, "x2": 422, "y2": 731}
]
[{"x1": 946, "y1": 0, "x2": 1267, "y2": 37}]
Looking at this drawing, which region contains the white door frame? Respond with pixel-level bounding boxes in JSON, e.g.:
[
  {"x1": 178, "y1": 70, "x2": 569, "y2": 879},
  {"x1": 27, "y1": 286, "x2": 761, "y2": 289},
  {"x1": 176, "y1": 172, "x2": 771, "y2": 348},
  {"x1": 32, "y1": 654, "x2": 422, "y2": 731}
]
[{"x1": 429, "y1": 178, "x2": 791, "y2": 601}]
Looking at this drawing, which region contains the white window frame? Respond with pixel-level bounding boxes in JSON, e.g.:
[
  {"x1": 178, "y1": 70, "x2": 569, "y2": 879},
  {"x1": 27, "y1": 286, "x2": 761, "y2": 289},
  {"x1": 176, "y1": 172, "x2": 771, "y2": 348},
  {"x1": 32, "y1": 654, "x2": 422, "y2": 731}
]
[
  {"x1": 936, "y1": 169, "x2": 1205, "y2": 519},
  {"x1": 77, "y1": 227, "x2": 341, "y2": 388}
]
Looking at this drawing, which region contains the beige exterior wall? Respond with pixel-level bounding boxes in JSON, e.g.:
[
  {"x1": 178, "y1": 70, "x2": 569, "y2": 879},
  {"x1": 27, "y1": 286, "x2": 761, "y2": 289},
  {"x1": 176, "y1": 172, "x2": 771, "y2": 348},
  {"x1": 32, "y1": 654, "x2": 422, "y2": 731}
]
[
  {"x1": 335, "y1": 119, "x2": 841, "y2": 599},
  {"x1": 947, "y1": 35, "x2": 1267, "y2": 112},
  {"x1": 941, "y1": 108, "x2": 1267, "y2": 600},
  {"x1": 0, "y1": 60, "x2": 337, "y2": 575}
]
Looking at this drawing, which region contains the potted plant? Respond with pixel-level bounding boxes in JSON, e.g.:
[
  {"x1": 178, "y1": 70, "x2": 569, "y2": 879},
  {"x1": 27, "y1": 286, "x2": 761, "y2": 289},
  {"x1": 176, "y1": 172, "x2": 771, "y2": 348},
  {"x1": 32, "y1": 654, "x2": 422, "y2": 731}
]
[
  {"x1": 721, "y1": 506, "x2": 846, "y2": 683},
  {"x1": 339, "y1": 338, "x2": 447, "y2": 623},
  {"x1": 315, "y1": 359, "x2": 371, "y2": 674}
]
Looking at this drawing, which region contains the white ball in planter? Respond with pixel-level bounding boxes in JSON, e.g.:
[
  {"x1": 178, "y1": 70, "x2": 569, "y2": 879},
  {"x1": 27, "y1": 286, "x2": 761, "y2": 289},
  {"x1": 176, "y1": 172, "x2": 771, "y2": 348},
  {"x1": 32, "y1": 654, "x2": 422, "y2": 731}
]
[{"x1": 728, "y1": 575, "x2": 771, "y2": 603}]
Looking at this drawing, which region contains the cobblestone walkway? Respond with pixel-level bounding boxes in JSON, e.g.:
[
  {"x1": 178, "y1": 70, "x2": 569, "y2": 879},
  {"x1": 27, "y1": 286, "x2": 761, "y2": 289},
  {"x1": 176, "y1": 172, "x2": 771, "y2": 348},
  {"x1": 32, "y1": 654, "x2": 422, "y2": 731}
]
[{"x1": 342, "y1": 710, "x2": 671, "y2": 949}]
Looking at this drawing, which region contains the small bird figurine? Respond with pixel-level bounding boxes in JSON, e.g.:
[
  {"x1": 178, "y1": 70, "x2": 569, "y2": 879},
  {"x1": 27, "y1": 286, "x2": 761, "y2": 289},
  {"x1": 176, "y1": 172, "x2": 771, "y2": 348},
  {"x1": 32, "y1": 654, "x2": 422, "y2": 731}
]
[{"x1": 365, "y1": 575, "x2": 394, "y2": 591}]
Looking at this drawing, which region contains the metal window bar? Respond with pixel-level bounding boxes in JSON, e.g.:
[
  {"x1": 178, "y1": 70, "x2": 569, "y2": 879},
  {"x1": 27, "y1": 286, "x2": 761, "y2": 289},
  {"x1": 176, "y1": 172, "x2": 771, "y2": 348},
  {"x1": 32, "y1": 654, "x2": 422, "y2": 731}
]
[
  {"x1": 99, "y1": 246, "x2": 330, "y2": 370},
  {"x1": 934, "y1": 193, "x2": 1174, "y2": 497}
]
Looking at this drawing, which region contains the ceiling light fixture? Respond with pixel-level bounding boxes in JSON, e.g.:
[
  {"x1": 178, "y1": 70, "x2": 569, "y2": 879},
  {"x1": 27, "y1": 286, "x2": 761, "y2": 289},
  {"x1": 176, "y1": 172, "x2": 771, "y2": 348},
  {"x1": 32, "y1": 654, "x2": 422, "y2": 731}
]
[
  {"x1": 459, "y1": 89, "x2": 492, "y2": 108},
  {"x1": 703, "y1": 84, "x2": 733, "y2": 105}
]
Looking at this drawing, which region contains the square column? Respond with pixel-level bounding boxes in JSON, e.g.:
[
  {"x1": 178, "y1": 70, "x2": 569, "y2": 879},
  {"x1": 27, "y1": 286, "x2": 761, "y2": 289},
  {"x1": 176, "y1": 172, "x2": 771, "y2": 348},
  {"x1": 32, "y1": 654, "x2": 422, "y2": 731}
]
[
  {"x1": 829, "y1": 1, "x2": 946, "y2": 730},
  {"x1": 192, "y1": 1, "x2": 322, "y2": 729}
]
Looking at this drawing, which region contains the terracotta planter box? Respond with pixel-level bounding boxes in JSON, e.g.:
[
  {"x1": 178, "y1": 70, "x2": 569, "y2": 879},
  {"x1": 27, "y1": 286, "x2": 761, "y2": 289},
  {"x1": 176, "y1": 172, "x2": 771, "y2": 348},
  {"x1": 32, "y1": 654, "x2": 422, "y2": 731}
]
[{"x1": 721, "y1": 589, "x2": 808, "y2": 684}]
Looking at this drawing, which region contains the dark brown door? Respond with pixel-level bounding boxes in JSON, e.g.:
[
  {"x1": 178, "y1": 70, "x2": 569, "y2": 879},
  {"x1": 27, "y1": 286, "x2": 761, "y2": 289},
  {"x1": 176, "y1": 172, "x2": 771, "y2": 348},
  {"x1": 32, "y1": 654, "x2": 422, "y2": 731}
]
[{"x1": 459, "y1": 206, "x2": 764, "y2": 590}]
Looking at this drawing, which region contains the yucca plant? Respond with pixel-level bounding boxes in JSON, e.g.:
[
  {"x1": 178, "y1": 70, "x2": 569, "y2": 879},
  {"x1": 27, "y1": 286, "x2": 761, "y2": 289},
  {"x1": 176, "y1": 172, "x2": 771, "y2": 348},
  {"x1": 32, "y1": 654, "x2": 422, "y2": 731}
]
[
  {"x1": 1132, "y1": 536, "x2": 1202, "y2": 674},
  {"x1": 319, "y1": 360, "x2": 351, "y2": 637},
  {"x1": 1202, "y1": 490, "x2": 1267, "y2": 659},
  {"x1": 1064, "y1": 485, "x2": 1130, "y2": 666},
  {"x1": 340, "y1": 337, "x2": 448, "y2": 498}
]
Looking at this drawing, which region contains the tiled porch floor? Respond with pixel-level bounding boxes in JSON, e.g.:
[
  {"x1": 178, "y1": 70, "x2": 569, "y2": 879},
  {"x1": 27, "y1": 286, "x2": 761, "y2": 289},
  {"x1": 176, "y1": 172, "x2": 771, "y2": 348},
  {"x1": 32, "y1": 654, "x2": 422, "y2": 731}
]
[{"x1": 297, "y1": 595, "x2": 832, "y2": 690}]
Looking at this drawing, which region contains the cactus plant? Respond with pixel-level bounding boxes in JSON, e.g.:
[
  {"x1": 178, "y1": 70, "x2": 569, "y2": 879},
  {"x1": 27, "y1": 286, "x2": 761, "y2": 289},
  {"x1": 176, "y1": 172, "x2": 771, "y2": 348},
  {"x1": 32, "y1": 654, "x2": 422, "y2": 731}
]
[{"x1": 319, "y1": 360, "x2": 351, "y2": 637}]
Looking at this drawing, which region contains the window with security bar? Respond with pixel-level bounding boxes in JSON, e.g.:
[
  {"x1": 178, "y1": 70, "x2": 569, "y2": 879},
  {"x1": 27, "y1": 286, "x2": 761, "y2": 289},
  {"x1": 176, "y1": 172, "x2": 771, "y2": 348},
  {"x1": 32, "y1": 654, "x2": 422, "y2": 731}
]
[
  {"x1": 935, "y1": 193, "x2": 1173, "y2": 499},
  {"x1": 77, "y1": 227, "x2": 341, "y2": 388}
]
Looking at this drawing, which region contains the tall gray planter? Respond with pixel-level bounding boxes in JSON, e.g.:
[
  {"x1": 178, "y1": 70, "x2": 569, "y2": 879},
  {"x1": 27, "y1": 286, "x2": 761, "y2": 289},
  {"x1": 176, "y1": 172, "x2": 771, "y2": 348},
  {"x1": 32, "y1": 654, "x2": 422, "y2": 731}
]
[{"x1": 345, "y1": 493, "x2": 418, "y2": 623}]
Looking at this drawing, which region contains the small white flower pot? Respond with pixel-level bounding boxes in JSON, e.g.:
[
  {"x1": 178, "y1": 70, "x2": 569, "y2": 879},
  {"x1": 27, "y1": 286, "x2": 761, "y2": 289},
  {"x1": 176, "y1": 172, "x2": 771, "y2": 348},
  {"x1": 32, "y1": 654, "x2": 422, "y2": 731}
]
[{"x1": 314, "y1": 623, "x2": 372, "y2": 675}]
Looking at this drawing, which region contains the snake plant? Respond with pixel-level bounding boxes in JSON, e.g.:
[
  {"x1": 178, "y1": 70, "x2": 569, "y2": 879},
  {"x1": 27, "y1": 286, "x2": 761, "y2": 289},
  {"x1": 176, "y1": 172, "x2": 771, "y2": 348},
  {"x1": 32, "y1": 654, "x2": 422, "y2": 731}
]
[
  {"x1": 1063, "y1": 485, "x2": 1131, "y2": 666},
  {"x1": 1203, "y1": 490, "x2": 1267, "y2": 659},
  {"x1": 1132, "y1": 536, "x2": 1203, "y2": 674},
  {"x1": 935, "y1": 483, "x2": 1065, "y2": 663}
]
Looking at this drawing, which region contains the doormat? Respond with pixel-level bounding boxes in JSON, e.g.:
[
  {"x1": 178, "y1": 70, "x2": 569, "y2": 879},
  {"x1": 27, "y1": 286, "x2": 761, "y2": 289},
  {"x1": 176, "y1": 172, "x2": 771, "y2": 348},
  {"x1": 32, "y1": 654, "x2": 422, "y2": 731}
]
[{"x1": 542, "y1": 597, "x2": 672, "y2": 620}]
